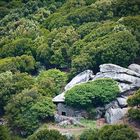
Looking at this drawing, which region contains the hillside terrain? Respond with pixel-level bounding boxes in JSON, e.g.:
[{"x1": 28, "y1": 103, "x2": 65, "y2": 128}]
[{"x1": 0, "y1": 0, "x2": 140, "y2": 140}]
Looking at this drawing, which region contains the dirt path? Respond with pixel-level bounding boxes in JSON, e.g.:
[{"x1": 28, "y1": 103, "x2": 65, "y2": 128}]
[{"x1": 48, "y1": 124, "x2": 86, "y2": 137}]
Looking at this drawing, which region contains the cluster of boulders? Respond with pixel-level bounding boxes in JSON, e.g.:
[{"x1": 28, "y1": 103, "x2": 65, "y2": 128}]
[
  {"x1": 54, "y1": 63, "x2": 140, "y2": 124},
  {"x1": 92, "y1": 63, "x2": 140, "y2": 123},
  {"x1": 54, "y1": 114, "x2": 83, "y2": 127}
]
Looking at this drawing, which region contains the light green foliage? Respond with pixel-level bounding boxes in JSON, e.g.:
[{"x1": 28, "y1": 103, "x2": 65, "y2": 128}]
[
  {"x1": 0, "y1": 125, "x2": 10, "y2": 140},
  {"x1": 47, "y1": 26, "x2": 79, "y2": 68},
  {"x1": 127, "y1": 89, "x2": 140, "y2": 121},
  {"x1": 128, "y1": 89, "x2": 140, "y2": 107},
  {"x1": 80, "y1": 129, "x2": 98, "y2": 140},
  {"x1": 98, "y1": 124, "x2": 138, "y2": 140},
  {"x1": 5, "y1": 88, "x2": 56, "y2": 137},
  {"x1": 80, "y1": 124, "x2": 138, "y2": 140},
  {"x1": 0, "y1": 55, "x2": 36, "y2": 73},
  {"x1": 0, "y1": 71, "x2": 34, "y2": 114},
  {"x1": 36, "y1": 69, "x2": 67, "y2": 96},
  {"x1": 65, "y1": 78, "x2": 120, "y2": 109},
  {"x1": 71, "y1": 28, "x2": 139, "y2": 75},
  {"x1": 28, "y1": 128, "x2": 67, "y2": 140},
  {"x1": 0, "y1": 38, "x2": 34, "y2": 58}
]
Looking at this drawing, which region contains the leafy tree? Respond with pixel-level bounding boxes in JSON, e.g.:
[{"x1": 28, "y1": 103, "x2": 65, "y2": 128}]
[
  {"x1": 0, "y1": 71, "x2": 34, "y2": 115},
  {"x1": 28, "y1": 128, "x2": 67, "y2": 140},
  {"x1": 0, "y1": 55, "x2": 36, "y2": 73},
  {"x1": 65, "y1": 78, "x2": 120, "y2": 109},
  {"x1": 5, "y1": 88, "x2": 56, "y2": 137},
  {"x1": 0, "y1": 38, "x2": 34, "y2": 58},
  {"x1": 47, "y1": 26, "x2": 79, "y2": 68},
  {"x1": 36, "y1": 69, "x2": 67, "y2": 97},
  {"x1": 71, "y1": 30, "x2": 139, "y2": 74}
]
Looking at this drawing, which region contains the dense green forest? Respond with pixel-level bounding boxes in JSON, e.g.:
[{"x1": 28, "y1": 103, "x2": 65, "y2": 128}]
[{"x1": 0, "y1": 0, "x2": 140, "y2": 139}]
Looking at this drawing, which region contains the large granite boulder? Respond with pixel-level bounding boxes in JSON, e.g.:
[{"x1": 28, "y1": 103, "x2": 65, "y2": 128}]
[
  {"x1": 93, "y1": 64, "x2": 140, "y2": 92},
  {"x1": 65, "y1": 70, "x2": 94, "y2": 91},
  {"x1": 105, "y1": 107, "x2": 128, "y2": 124},
  {"x1": 128, "y1": 64, "x2": 140, "y2": 74}
]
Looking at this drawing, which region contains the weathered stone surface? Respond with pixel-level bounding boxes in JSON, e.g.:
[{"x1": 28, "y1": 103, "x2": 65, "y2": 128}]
[
  {"x1": 117, "y1": 97, "x2": 128, "y2": 107},
  {"x1": 119, "y1": 83, "x2": 136, "y2": 92},
  {"x1": 105, "y1": 100, "x2": 119, "y2": 110},
  {"x1": 100, "y1": 64, "x2": 140, "y2": 77},
  {"x1": 59, "y1": 120, "x2": 71, "y2": 126},
  {"x1": 128, "y1": 64, "x2": 140, "y2": 74},
  {"x1": 93, "y1": 64, "x2": 140, "y2": 92},
  {"x1": 58, "y1": 117, "x2": 83, "y2": 127},
  {"x1": 65, "y1": 70, "x2": 94, "y2": 91},
  {"x1": 95, "y1": 107, "x2": 105, "y2": 119},
  {"x1": 105, "y1": 107, "x2": 128, "y2": 124},
  {"x1": 54, "y1": 114, "x2": 83, "y2": 123}
]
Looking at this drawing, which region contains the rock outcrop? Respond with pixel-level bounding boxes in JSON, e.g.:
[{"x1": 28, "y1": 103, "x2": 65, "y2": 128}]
[
  {"x1": 128, "y1": 63, "x2": 140, "y2": 74},
  {"x1": 65, "y1": 70, "x2": 94, "y2": 91},
  {"x1": 116, "y1": 96, "x2": 128, "y2": 108},
  {"x1": 105, "y1": 108, "x2": 128, "y2": 124},
  {"x1": 93, "y1": 64, "x2": 140, "y2": 92},
  {"x1": 53, "y1": 63, "x2": 140, "y2": 124}
]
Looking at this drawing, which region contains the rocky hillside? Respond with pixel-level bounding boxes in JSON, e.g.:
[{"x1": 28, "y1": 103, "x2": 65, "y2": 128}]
[{"x1": 0, "y1": 0, "x2": 140, "y2": 140}]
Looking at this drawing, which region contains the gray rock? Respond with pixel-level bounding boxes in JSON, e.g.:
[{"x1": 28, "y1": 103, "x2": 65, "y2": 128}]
[
  {"x1": 65, "y1": 70, "x2": 94, "y2": 91},
  {"x1": 105, "y1": 100, "x2": 119, "y2": 110},
  {"x1": 117, "y1": 97, "x2": 128, "y2": 107},
  {"x1": 100, "y1": 64, "x2": 140, "y2": 77},
  {"x1": 95, "y1": 107, "x2": 105, "y2": 119},
  {"x1": 105, "y1": 107, "x2": 128, "y2": 124},
  {"x1": 59, "y1": 120, "x2": 71, "y2": 126},
  {"x1": 58, "y1": 118, "x2": 83, "y2": 127},
  {"x1": 128, "y1": 64, "x2": 140, "y2": 74},
  {"x1": 93, "y1": 64, "x2": 140, "y2": 92},
  {"x1": 119, "y1": 83, "x2": 136, "y2": 92}
]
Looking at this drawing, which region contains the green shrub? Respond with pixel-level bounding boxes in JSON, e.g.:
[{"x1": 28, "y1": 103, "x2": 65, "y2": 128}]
[
  {"x1": 37, "y1": 69, "x2": 67, "y2": 96},
  {"x1": 0, "y1": 55, "x2": 36, "y2": 73},
  {"x1": 79, "y1": 125, "x2": 138, "y2": 140},
  {"x1": 28, "y1": 129, "x2": 67, "y2": 140},
  {"x1": 98, "y1": 124, "x2": 138, "y2": 140},
  {"x1": 0, "y1": 71, "x2": 34, "y2": 115},
  {"x1": 0, "y1": 125, "x2": 10, "y2": 140},
  {"x1": 65, "y1": 78, "x2": 120, "y2": 109},
  {"x1": 80, "y1": 129, "x2": 98, "y2": 140},
  {"x1": 127, "y1": 89, "x2": 140, "y2": 121}
]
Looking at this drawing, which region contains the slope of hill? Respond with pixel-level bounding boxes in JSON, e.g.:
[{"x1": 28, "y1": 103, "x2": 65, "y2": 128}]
[{"x1": 0, "y1": 0, "x2": 140, "y2": 139}]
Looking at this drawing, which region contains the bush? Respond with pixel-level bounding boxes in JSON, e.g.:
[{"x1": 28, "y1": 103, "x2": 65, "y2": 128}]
[
  {"x1": 65, "y1": 78, "x2": 120, "y2": 109},
  {"x1": 37, "y1": 69, "x2": 67, "y2": 96},
  {"x1": 28, "y1": 129, "x2": 67, "y2": 140},
  {"x1": 0, "y1": 71, "x2": 34, "y2": 115},
  {"x1": 80, "y1": 129, "x2": 98, "y2": 140},
  {"x1": 79, "y1": 124, "x2": 138, "y2": 140},
  {"x1": 0, "y1": 125, "x2": 10, "y2": 140},
  {"x1": 0, "y1": 55, "x2": 36, "y2": 73},
  {"x1": 98, "y1": 124, "x2": 138, "y2": 140},
  {"x1": 127, "y1": 89, "x2": 140, "y2": 121}
]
